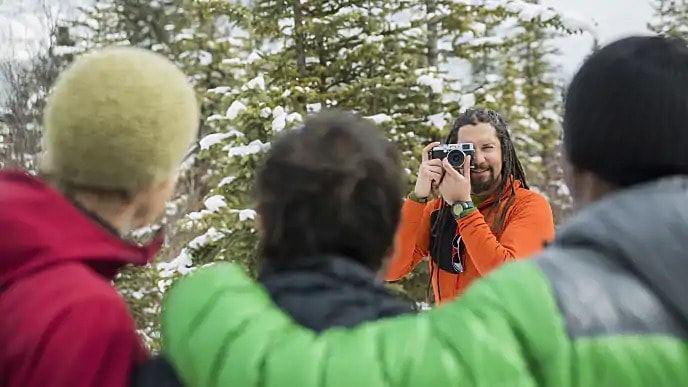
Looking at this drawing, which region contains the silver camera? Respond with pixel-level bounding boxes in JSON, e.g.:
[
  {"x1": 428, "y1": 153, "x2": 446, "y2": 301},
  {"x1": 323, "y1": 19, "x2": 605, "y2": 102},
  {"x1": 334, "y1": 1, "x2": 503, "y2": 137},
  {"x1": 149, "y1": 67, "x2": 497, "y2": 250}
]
[{"x1": 429, "y1": 143, "x2": 476, "y2": 169}]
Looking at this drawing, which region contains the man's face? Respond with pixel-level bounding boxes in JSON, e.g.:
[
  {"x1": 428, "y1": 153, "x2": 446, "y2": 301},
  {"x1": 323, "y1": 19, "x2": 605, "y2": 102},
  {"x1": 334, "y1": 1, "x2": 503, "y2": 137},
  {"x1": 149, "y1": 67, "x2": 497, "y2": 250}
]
[{"x1": 456, "y1": 122, "x2": 503, "y2": 196}]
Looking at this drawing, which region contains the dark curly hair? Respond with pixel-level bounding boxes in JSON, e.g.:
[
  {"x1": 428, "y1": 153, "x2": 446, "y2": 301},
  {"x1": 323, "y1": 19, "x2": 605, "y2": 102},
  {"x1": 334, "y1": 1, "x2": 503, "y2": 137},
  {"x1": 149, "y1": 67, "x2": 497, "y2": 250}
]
[
  {"x1": 443, "y1": 107, "x2": 528, "y2": 233},
  {"x1": 255, "y1": 109, "x2": 406, "y2": 270}
]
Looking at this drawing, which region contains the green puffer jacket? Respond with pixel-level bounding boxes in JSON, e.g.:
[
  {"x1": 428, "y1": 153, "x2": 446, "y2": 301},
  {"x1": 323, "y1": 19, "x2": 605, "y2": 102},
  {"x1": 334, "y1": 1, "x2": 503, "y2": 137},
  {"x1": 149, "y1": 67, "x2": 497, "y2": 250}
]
[{"x1": 161, "y1": 177, "x2": 688, "y2": 387}]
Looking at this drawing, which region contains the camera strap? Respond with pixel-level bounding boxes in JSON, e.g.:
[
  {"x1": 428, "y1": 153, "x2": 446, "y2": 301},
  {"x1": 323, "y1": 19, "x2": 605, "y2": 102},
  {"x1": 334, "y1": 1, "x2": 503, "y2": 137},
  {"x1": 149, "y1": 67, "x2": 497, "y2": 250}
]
[{"x1": 429, "y1": 207, "x2": 463, "y2": 274}]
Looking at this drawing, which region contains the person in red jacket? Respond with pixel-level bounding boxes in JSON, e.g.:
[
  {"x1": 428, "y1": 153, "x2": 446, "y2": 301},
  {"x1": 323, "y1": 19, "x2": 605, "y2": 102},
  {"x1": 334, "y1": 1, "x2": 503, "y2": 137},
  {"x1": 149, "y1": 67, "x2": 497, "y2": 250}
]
[
  {"x1": 0, "y1": 46, "x2": 199, "y2": 387},
  {"x1": 385, "y1": 108, "x2": 555, "y2": 304}
]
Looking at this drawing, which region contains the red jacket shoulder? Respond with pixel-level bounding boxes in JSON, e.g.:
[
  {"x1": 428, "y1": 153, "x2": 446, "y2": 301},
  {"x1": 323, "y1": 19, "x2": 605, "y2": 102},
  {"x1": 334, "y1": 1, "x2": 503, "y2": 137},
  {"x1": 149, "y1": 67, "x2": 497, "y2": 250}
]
[{"x1": 0, "y1": 263, "x2": 146, "y2": 387}]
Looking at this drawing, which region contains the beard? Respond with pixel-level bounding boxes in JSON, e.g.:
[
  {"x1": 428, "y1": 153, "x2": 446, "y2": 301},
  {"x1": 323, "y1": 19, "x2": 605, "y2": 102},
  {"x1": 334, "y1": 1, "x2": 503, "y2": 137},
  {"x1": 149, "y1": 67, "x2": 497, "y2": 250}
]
[{"x1": 470, "y1": 166, "x2": 498, "y2": 195}]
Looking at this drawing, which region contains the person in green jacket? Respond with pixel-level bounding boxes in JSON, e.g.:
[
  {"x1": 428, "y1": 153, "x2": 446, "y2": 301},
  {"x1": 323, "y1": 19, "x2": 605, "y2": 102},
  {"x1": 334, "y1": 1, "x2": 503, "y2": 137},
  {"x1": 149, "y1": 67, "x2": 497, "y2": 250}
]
[{"x1": 160, "y1": 35, "x2": 688, "y2": 387}]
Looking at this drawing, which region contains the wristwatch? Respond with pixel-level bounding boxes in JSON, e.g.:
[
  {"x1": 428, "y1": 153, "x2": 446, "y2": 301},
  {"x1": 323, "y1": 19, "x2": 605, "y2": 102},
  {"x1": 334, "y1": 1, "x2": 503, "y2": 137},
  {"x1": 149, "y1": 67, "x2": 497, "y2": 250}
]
[{"x1": 451, "y1": 200, "x2": 475, "y2": 218}]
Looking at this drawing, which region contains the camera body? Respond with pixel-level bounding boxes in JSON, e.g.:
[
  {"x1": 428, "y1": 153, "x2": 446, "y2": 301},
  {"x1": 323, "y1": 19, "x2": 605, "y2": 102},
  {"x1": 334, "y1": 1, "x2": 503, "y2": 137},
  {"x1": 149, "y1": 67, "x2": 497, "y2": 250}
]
[{"x1": 429, "y1": 143, "x2": 476, "y2": 169}]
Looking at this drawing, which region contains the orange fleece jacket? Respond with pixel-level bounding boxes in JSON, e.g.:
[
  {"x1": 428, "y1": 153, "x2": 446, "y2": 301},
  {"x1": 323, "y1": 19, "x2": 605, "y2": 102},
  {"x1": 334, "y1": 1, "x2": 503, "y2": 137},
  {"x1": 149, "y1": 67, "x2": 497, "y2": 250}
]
[{"x1": 385, "y1": 180, "x2": 555, "y2": 304}]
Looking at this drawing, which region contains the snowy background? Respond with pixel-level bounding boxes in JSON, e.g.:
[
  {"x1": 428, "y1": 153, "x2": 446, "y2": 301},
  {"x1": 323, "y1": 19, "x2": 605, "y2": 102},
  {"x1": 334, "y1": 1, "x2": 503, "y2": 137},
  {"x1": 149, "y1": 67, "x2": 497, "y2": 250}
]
[
  {"x1": 0, "y1": 0, "x2": 653, "y2": 80},
  {"x1": 542, "y1": 0, "x2": 652, "y2": 76},
  {"x1": 0, "y1": 0, "x2": 664, "y2": 350}
]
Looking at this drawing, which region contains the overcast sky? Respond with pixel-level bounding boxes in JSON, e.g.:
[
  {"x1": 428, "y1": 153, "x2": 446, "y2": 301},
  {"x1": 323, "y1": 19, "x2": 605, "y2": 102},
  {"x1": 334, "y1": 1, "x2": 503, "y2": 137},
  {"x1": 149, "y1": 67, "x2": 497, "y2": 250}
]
[
  {"x1": 542, "y1": 0, "x2": 653, "y2": 79},
  {"x1": 0, "y1": 0, "x2": 655, "y2": 75}
]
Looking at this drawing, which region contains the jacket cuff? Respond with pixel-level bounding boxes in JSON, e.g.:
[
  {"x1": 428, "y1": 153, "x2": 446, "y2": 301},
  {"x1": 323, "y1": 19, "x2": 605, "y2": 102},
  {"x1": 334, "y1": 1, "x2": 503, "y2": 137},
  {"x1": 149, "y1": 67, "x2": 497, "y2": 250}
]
[
  {"x1": 408, "y1": 191, "x2": 428, "y2": 203},
  {"x1": 459, "y1": 207, "x2": 478, "y2": 218}
]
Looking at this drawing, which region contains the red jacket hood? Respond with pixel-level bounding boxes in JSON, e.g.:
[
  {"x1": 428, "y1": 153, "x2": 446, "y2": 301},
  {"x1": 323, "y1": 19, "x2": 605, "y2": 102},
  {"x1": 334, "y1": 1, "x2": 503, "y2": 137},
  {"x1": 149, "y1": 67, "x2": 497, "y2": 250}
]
[{"x1": 0, "y1": 170, "x2": 162, "y2": 288}]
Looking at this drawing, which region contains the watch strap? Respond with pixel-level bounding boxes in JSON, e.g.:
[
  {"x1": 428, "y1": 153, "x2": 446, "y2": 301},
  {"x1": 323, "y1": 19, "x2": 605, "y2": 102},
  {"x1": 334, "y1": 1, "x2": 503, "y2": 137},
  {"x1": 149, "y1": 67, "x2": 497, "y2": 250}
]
[{"x1": 459, "y1": 207, "x2": 478, "y2": 218}]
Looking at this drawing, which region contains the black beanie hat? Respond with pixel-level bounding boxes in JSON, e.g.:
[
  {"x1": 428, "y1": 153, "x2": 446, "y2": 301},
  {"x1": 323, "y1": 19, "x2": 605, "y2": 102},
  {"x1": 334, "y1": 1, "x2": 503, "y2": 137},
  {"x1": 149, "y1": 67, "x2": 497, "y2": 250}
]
[{"x1": 564, "y1": 35, "x2": 688, "y2": 187}]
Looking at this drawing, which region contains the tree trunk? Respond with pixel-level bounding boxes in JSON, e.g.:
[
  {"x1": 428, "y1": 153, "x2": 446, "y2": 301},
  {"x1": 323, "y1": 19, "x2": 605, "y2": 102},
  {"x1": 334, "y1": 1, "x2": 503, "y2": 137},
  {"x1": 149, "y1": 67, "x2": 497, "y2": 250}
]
[
  {"x1": 291, "y1": 0, "x2": 307, "y2": 78},
  {"x1": 426, "y1": 0, "x2": 438, "y2": 67},
  {"x1": 290, "y1": 0, "x2": 307, "y2": 114}
]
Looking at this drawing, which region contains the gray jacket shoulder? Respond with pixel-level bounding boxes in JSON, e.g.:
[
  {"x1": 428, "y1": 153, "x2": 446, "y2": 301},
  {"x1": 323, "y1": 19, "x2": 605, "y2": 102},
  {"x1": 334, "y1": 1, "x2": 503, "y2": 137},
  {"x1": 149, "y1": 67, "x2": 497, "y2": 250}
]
[{"x1": 532, "y1": 247, "x2": 688, "y2": 339}]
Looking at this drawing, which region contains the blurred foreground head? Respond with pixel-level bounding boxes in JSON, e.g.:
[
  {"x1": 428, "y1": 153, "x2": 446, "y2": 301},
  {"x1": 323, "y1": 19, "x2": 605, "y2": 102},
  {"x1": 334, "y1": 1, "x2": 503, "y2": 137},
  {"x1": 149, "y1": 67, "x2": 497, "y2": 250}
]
[
  {"x1": 564, "y1": 35, "x2": 688, "y2": 208},
  {"x1": 256, "y1": 110, "x2": 405, "y2": 271},
  {"x1": 40, "y1": 46, "x2": 199, "y2": 233}
]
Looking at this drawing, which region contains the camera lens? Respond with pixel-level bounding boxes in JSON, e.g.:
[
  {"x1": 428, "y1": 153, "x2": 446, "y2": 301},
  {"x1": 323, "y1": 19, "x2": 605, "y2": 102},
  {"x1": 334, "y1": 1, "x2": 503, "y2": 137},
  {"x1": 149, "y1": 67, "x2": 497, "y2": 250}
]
[{"x1": 447, "y1": 150, "x2": 465, "y2": 168}]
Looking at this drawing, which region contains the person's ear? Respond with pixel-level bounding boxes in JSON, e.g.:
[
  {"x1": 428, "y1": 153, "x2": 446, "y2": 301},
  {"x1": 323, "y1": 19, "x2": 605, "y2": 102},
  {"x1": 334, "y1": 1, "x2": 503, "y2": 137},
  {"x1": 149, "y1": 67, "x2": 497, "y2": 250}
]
[
  {"x1": 376, "y1": 245, "x2": 395, "y2": 281},
  {"x1": 255, "y1": 214, "x2": 264, "y2": 234}
]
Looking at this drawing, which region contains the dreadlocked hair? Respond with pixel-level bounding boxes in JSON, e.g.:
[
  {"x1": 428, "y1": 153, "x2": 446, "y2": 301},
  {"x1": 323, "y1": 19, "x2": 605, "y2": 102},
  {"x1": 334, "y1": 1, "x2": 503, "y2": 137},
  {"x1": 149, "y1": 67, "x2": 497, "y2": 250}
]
[{"x1": 439, "y1": 108, "x2": 528, "y2": 235}]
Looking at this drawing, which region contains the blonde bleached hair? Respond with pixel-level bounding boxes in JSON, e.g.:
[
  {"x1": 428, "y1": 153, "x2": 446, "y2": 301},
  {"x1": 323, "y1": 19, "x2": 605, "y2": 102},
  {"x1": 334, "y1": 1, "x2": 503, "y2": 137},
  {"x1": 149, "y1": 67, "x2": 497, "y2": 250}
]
[{"x1": 41, "y1": 45, "x2": 200, "y2": 196}]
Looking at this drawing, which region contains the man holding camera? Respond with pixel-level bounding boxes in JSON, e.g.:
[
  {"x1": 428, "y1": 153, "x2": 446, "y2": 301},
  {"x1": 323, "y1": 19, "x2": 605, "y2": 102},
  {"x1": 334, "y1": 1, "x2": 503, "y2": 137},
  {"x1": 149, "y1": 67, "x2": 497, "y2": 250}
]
[{"x1": 385, "y1": 108, "x2": 555, "y2": 303}]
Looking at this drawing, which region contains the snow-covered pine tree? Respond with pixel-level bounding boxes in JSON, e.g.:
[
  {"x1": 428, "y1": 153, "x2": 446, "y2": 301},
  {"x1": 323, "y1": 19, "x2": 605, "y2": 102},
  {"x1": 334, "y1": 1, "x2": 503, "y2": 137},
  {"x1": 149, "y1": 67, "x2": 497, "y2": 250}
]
[
  {"x1": 648, "y1": 0, "x2": 688, "y2": 40},
  {"x1": 508, "y1": 10, "x2": 573, "y2": 223},
  {"x1": 461, "y1": 0, "x2": 590, "y2": 223},
  {"x1": 159, "y1": 0, "x2": 591, "y2": 305},
  {"x1": 160, "y1": 0, "x2": 497, "y2": 305},
  {"x1": 160, "y1": 1, "x2": 424, "y2": 246},
  {"x1": 448, "y1": 0, "x2": 589, "y2": 108},
  {"x1": 68, "y1": 0, "x2": 241, "y2": 112},
  {"x1": 0, "y1": 6, "x2": 73, "y2": 171}
]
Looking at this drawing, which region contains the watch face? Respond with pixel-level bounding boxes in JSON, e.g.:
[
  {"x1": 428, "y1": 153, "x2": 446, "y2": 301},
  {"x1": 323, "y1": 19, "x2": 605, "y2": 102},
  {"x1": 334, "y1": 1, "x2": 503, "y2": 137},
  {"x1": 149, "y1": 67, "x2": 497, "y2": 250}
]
[{"x1": 452, "y1": 202, "x2": 463, "y2": 215}]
